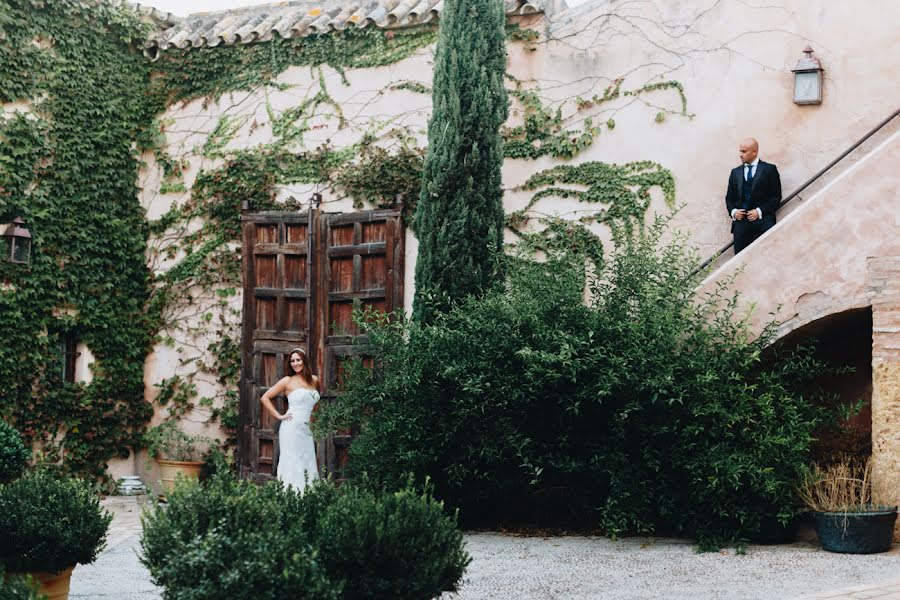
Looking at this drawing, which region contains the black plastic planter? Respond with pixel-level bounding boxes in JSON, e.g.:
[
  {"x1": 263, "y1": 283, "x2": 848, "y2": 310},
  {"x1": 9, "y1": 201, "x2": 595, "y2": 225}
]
[{"x1": 813, "y1": 506, "x2": 898, "y2": 554}]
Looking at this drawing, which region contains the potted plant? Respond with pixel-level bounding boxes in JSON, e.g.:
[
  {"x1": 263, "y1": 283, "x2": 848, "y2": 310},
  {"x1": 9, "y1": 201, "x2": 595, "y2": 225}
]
[
  {"x1": 0, "y1": 470, "x2": 111, "y2": 599},
  {"x1": 798, "y1": 458, "x2": 898, "y2": 554},
  {"x1": 143, "y1": 420, "x2": 212, "y2": 498}
]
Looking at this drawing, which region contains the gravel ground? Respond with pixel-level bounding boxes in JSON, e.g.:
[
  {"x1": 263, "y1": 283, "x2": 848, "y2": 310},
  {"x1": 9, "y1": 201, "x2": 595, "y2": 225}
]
[
  {"x1": 71, "y1": 499, "x2": 900, "y2": 600},
  {"x1": 446, "y1": 531, "x2": 900, "y2": 600},
  {"x1": 70, "y1": 500, "x2": 161, "y2": 600}
]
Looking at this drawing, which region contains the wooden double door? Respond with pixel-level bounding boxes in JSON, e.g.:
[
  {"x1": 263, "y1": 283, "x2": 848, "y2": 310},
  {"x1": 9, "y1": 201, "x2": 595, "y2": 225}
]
[{"x1": 238, "y1": 208, "x2": 403, "y2": 482}]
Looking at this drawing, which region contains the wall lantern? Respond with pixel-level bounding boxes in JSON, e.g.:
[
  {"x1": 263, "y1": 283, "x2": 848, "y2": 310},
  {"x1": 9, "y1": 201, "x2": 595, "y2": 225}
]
[
  {"x1": 791, "y1": 45, "x2": 824, "y2": 105},
  {"x1": 2, "y1": 217, "x2": 32, "y2": 264}
]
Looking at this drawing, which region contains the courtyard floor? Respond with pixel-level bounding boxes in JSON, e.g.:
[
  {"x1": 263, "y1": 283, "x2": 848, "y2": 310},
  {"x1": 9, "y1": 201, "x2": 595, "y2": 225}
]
[{"x1": 70, "y1": 497, "x2": 900, "y2": 600}]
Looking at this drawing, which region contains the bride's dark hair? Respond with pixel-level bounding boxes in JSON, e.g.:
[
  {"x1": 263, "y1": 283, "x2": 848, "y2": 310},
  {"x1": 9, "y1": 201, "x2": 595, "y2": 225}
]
[{"x1": 285, "y1": 347, "x2": 313, "y2": 384}]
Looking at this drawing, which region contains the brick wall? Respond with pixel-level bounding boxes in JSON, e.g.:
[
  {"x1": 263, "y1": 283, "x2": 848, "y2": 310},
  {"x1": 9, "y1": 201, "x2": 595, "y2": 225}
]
[{"x1": 868, "y1": 256, "x2": 900, "y2": 538}]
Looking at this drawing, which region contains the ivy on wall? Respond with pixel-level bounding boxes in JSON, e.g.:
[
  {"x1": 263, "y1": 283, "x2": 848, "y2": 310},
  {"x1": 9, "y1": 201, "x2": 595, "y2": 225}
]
[
  {"x1": 333, "y1": 144, "x2": 425, "y2": 213},
  {"x1": 503, "y1": 78, "x2": 615, "y2": 160},
  {"x1": 150, "y1": 27, "x2": 439, "y2": 105},
  {"x1": 508, "y1": 161, "x2": 676, "y2": 264},
  {"x1": 143, "y1": 25, "x2": 547, "y2": 429},
  {"x1": 503, "y1": 77, "x2": 693, "y2": 160},
  {"x1": 515, "y1": 160, "x2": 675, "y2": 220},
  {"x1": 0, "y1": 0, "x2": 154, "y2": 480}
]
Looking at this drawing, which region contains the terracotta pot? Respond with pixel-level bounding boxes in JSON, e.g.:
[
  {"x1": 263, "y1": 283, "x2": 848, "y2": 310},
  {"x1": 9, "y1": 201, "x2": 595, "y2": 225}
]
[
  {"x1": 156, "y1": 458, "x2": 203, "y2": 499},
  {"x1": 8, "y1": 566, "x2": 74, "y2": 600}
]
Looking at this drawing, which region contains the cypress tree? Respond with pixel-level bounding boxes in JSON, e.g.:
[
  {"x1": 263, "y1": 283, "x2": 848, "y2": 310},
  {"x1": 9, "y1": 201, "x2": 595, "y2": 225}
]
[{"x1": 412, "y1": 0, "x2": 509, "y2": 323}]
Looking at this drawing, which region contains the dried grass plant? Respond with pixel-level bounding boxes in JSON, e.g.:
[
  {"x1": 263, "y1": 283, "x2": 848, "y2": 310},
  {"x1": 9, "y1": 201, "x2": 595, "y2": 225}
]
[{"x1": 797, "y1": 458, "x2": 890, "y2": 513}]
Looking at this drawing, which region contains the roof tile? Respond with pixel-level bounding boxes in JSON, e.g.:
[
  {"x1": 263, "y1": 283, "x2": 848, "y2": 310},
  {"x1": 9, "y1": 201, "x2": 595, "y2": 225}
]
[{"x1": 143, "y1": 0, "x2": 546, "y2": 55}]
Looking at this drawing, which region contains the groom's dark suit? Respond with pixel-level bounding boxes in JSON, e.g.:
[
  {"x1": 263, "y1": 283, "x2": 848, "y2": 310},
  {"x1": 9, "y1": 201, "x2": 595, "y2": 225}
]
[{"x1": 725, "y1": 160, "x2": 781, "y2": 253}]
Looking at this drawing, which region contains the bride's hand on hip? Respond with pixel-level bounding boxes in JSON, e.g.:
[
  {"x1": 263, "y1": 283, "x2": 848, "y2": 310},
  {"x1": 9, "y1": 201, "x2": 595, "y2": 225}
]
[{"x1": 280, "y1": 413, "x2": 293, "y2": 421}]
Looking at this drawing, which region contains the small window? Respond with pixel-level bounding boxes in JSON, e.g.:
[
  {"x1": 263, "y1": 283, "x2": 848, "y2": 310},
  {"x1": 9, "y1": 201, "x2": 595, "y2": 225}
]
[{"x1": 58, "y1": 332, "x2": 80, "y2": 383}]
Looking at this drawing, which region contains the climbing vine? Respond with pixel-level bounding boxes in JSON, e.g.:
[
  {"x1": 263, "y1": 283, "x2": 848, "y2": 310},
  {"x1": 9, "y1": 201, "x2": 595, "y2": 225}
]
[
  {"x1": 505, "y1": 25, "x2": 540, "y2": 51},
  {"x1": 150, "y1": 26, "x2": 439, "y2": 105},
  {"x1": 503, "y1": 78, "x2": 616, "y2": 160},
  {"x1": 0, "y1": 0, "x2": 155, "y2": 481},
  {"x1": 332, "y1": 144, "x2": 425, "y2": 216},
  {"x1": 499, "y1": 67, "x2": 687, "y2": 266},
  {"x1": 516, "y1": 160, "x2": 675, "y2": 217},
  {"x1": 144, "y1": 27, "x2": 444, "y2": 445},
  {"x1": 508, "y1": 161, "x2": 676, "y2": 263},
  {"x1": 503, "y1": 76, "x2": 693, "y2": 160}
]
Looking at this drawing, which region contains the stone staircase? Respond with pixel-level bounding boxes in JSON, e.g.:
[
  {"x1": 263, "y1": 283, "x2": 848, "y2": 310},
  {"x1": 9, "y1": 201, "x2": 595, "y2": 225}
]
[{"x1": 697, "y1": 109, "x2": 900, "y2": 339}]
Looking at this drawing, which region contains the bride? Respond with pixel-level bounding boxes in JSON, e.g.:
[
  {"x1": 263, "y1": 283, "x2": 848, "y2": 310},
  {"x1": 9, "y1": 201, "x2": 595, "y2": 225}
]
[{"x1": 259, "y1": 347, "x2": 320, "y2": 491}]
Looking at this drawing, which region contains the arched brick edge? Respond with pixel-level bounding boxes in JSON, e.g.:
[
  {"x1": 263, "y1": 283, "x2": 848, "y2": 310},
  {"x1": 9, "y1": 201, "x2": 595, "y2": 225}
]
[{"x1": 775, "y1": 297, "x2": 873, "y2": 342}]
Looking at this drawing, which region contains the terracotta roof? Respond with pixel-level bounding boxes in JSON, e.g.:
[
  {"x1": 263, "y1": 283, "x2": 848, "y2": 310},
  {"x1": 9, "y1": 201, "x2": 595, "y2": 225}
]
[
  {"x1": 143, "y1": 0, "x2": 546, "y2": 54},
  {"x1": 131, "y1": 3, "x2": 181, "y2": 29}
]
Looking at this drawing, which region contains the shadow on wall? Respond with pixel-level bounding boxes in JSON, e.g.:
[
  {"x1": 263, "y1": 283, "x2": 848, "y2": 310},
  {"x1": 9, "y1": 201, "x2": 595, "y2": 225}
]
[{"x1": 776, "y1": 307, "x2": 873, "y2": 463}]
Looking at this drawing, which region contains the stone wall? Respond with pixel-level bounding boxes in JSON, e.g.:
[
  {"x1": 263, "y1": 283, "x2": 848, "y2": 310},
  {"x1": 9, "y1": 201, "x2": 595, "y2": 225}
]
[{"x1": 869, "y1": 257, "x2": 900, "y2": 538}]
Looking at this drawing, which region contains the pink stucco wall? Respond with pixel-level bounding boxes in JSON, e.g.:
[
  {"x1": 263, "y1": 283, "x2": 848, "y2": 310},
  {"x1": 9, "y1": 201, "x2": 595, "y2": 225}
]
[{"x1": 699, "y1": 124, "x2": 899, "y2": 337}]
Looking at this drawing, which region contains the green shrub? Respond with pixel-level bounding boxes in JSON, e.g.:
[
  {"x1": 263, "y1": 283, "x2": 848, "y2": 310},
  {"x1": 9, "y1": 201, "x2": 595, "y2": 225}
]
[
  {"x1": 0, "y1": 471, "x2": 111, "y2": 572},
  {"x1": 312, "y1": 483, "x2": 469, "y2": 600},
  {"x1": 0, "y1": 421, "x2": 29, "y2": 484},
  {"x1": 318, "y1": 222, "x2": 833, "y2": 546},
  {"x1": 291, "y1": 475, "x2": 342, "y2": 533},
  {"x1": 140, "y1": 477, "x2": 468, "y2": 599},
  {"x1": 140, "y1": 477, "x2": 334, "y2": 600},
  {"x1": 199, "y1": 444, "x2": 234, "y2": 482},
  {"x1": 0, "y1": 569, "x2": 44, "y2": 600}
]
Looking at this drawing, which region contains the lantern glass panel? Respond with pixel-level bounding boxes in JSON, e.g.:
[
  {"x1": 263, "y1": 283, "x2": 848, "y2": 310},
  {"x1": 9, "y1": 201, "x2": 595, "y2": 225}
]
[
  {"x1": 12, "y1": 238, "x2": 31, "y2": 263},
  {"x1": 794, "y1": 71, "x2": 821, "y2": 104},
  {"x1": 1, "y1": 236, "x2": 10, "y2": 262}
]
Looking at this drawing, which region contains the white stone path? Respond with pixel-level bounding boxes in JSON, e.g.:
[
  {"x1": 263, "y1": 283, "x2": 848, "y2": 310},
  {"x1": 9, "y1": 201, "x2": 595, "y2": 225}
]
[{"x1": 69, "y1": 497, "x2": 900, "y2": 599}]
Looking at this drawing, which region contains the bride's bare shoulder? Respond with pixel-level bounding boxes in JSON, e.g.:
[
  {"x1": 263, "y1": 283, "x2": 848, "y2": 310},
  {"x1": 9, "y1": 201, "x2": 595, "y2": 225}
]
[{"x1": 268, "y1": 376, "x2": 292, "y2": 393}]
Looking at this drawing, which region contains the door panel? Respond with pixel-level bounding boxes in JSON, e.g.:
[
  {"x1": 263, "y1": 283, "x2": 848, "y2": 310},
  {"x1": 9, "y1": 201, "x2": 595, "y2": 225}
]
[
  {"x1": 239, "y1": 211, "x2": 312, "y2": 482},
  {"x1": 317, "y1": 210, "x2": 403, "y2": 478},
  {"x1": 239, "y1": 207, "x2": 403, "y2": 482}
]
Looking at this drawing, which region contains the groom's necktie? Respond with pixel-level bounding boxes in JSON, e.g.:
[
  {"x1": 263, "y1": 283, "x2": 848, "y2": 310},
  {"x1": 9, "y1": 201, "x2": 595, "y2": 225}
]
[{"x1": 741, "y1": 163, "x2": 754, "y2": 209}]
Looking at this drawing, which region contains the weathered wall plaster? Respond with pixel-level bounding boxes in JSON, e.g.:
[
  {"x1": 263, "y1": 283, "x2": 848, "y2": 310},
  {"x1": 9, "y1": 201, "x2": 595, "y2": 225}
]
[{"x1": 699, "y1": 126, "x2": 899, "y2": 338}]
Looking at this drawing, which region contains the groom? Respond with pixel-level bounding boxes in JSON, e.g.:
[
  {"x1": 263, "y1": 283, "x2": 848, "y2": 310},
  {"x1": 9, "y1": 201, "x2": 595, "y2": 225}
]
[{"x1": 725, "y1": 137, "x2": 782, "y2": 254}]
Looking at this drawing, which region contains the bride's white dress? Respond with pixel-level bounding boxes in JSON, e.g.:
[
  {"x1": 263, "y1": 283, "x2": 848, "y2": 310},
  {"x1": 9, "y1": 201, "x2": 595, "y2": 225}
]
[{"x1": 277, "y1": 387, "x2": 320, "y2": 491}]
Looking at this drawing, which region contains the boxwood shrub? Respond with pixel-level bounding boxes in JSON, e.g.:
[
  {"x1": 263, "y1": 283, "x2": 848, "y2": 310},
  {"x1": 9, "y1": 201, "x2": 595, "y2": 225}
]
[
  {"x1": 0, "y1": 471, "x2": 111, "y2": 573},
  {"x1": 310, "y1": 483, "x2": 469, "y2": 600},
  {"x1": 140, "y1": 477, "x2": 468, "y2": 599},
  {"x1": 140, "y1": 477, "x2": 334, "y2": 600}
]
